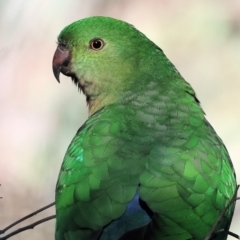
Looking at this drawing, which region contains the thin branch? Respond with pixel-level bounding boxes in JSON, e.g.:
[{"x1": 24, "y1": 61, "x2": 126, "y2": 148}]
[
  {"x1": 204, "y1": 185, "x2": 239, "y2": 240},
  {"x1": 0, "y1": 215, "x2": 56, "y2": 240},
  {"x1": 0, "y1": 202, "x2": 55, "y2": 234},
  {"x1": 228, "y1": 231, "x2": 240, "y2": 239},
  {"x1": 213, "y1": 229, "x2": 240, "y2": 239}
]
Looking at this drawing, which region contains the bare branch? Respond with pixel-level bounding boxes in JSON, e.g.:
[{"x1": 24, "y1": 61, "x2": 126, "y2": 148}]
[
  {"x1": 204, "y1": 185, "x2": 239, "y2": 240},
  {"x1": 0, "y1": 202, "x2": 55, "y2": 234},
  {"x1": 228, "y1": 231, "x2": 240, "y2": 239},
  {"x1": 0, "y1": 215, "x2": 56, "y2": 240}
]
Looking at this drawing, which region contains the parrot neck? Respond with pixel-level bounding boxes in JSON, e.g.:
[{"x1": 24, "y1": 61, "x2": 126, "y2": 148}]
[
  {"x1": 85, "y1": 81, "x2": 131, "y2": 116},
  {"x1": 88, "y1": 97, "x2": 102, "y2": 116},
  {"x1": 87, "y1": 93, "x2": 121, "y2": 116}
]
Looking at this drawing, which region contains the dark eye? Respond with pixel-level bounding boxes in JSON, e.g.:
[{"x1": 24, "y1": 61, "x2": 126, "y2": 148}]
[{"x1": 89, "y1": 38, "x2": 105, "y2": 50}]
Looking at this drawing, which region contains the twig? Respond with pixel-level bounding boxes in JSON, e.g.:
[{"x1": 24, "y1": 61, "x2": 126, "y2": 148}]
[
  {"x1": 204, "y1": 185, "x2": 239, "y2": 240},
  {"x1": 228, "y1": 231, "x2": 240, "y2": 239},
  {"x1": 0, "y1": 202, "x2": 55, "y2": 234},
  {"x1": 0, "y1": 215, "x2": 56, "y2": 240}
]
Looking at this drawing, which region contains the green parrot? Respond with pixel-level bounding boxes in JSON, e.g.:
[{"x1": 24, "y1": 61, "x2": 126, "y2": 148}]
[{"x1": 52, "y1": 16, "x2": 236, "y2": 240}]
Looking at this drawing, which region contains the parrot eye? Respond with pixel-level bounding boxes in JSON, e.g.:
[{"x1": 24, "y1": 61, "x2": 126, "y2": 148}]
[{"x1": 89, "y1": 38, "x2": 105, "y2": 50}]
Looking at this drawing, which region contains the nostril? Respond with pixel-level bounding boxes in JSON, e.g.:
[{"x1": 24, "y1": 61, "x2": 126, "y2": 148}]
[{"x1": 58, "y1": 43, "x2": 68, "y2": 51}]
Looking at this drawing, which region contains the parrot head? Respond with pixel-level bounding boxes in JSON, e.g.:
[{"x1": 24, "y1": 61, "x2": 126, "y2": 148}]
[{"x1": 52, "y1": 16, "x2": 160, "y2": 115}]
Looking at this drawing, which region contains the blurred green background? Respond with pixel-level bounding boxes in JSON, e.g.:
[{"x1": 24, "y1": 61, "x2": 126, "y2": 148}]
[{"x1": 0, "y1": 0, "x2": 239, "y2": 239}]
